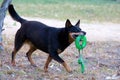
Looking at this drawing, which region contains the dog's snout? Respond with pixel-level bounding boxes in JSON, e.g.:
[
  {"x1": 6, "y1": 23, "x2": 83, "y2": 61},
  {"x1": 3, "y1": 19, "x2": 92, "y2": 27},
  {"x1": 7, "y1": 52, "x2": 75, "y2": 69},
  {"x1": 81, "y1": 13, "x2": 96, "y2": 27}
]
[{"x1": 80, "y1": 31, "x2": 86, "y2": 36}]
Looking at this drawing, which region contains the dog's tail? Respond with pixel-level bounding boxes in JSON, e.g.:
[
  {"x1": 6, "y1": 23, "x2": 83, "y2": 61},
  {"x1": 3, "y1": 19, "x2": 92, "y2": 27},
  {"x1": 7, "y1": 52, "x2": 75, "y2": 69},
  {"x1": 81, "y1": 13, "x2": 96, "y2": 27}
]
[{"x1": 8, "y1": 4, "x2": 26, "y2": 24}]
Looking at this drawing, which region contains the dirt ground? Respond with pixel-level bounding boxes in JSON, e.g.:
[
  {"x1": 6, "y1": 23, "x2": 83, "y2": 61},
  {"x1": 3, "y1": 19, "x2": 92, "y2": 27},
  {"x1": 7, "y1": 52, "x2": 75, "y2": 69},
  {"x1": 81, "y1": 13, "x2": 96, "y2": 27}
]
[{"x1": 0, "y1": 16, "x2": 120, "y2": 80}]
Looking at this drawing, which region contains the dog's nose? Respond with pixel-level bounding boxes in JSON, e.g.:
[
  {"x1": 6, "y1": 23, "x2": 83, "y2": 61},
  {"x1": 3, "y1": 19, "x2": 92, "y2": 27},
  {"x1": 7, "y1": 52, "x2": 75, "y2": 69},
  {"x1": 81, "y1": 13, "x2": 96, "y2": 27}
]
[{"x1": 84, "y1": 32, "x2": 86, "y2": 35}]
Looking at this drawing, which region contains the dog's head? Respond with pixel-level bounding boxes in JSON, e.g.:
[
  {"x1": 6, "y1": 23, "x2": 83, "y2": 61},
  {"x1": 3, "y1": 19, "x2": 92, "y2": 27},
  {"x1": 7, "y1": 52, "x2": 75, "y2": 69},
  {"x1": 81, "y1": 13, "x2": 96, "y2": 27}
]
[{"x1": 65, "y1": 19, "x2": 86, "y2": 43}]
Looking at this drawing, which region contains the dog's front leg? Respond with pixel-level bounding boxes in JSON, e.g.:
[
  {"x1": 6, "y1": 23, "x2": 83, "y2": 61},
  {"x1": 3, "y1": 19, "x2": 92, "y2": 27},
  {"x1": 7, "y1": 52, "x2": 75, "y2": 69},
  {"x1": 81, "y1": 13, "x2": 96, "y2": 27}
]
[
  {"x1": 50, "y1": 53, "x2": 71, "y2": 73},
  {"x1": 62, "y1": 61, "x2": 71, "y2": 73}
]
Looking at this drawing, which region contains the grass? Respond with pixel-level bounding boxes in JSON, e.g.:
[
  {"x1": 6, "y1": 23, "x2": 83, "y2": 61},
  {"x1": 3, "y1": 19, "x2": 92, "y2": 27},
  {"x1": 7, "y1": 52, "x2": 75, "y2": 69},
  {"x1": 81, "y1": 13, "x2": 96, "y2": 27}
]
[{"x1": 0, "y1": 0, "x2": 120, "y2": 22}]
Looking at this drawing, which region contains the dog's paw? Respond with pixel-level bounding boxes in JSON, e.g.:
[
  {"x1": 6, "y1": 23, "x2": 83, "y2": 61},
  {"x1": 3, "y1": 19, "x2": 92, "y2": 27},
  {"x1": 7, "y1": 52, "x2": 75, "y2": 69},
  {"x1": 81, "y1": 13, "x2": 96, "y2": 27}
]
[
  {"x1": 67, "y1": 69, "x2": 72, "y2": 73},
  {"x1": 44, "y1": 67, "x2": 48, "y2": 72},
  {"x1": 68, "y1": 70, "x2": 73, "y2": 73},
  {"x1": 11, "y1": 61, "x2": 16, "y2": 66},
  {"x1": 31, "y1": 64, "x2": 37, "y2": 67}
]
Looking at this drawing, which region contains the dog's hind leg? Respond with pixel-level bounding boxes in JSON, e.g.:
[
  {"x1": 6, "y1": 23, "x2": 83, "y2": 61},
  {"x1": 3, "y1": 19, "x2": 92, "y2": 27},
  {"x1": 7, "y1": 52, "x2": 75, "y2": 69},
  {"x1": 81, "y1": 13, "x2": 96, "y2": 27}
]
[
  {"x1": 11, "y1": 38, "x2": 24, "y2": 66},
  {"x1": 11, "y1": 49, "x2": 19, "y2": 66},
  {"x1": 44, "y1": 55, "x2": 52, "y2": 72},
  {"x1": 26, "y1": 45, "x2": 36, "y2": 67}
]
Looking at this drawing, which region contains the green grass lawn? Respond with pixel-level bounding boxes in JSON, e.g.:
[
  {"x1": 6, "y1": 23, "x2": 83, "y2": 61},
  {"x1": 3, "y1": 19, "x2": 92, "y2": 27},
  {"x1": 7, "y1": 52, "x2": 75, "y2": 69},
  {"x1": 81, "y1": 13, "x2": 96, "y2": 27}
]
[{"x1": 1, "y1": 0, "x2": 120, "y2": 23}]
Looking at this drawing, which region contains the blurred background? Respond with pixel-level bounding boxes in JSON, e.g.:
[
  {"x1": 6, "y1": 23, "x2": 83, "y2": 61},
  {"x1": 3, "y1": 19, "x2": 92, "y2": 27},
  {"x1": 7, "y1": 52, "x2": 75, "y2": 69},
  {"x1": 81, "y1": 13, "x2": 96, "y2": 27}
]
[
  {"x1": 1, "y1": 0, "x2": 120, "y2": 23},
  {"x1": 0, "y1": 0, "x2": 120, "y2": 80}
]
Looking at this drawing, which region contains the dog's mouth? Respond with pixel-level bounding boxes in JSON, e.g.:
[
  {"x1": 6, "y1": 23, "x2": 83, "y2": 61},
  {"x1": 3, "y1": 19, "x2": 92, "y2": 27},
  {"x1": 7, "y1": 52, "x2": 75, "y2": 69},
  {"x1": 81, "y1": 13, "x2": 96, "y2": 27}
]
[
  {"x1": 72, "y1": 34, "x2": 79, "y2": 39},
  {"x1": 71, "y1": 31, "x2": 86, "y2": 39},
  {"x1": 68, "y1": 31, "x2": 86, "y2": 43}
]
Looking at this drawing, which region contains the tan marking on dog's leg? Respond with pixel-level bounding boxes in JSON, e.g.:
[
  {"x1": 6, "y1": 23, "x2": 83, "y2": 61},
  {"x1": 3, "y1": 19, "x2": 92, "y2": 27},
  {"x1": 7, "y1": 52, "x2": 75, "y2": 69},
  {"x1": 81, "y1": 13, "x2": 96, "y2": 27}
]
[
  {"x1": 26, "y1": 47, "x2": 36, "y2": 67},
  {"x1": 11, "y1": 49, "x2": 18, "y2": 66},
  {"x1": 62, "y1": 62, "x2": 71, "y2": 73},
  {"x1": 44, "y1": 55, "x2": 52, "y2": 72}
]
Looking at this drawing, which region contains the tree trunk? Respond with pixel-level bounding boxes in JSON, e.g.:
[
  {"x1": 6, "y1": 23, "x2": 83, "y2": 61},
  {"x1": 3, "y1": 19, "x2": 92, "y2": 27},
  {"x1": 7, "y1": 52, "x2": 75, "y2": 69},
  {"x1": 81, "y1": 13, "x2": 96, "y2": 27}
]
[{"x1": 0, "y1": 0, "x2": 12, "y2": 51}]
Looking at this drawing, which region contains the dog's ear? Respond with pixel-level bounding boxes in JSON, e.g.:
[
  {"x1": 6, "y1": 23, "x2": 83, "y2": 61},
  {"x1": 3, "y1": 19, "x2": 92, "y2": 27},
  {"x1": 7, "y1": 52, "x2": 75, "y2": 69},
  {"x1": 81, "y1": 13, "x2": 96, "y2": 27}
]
[
  {"x1": 65, "y1": 19, "x2": 72, "y2": 28},
  {"x1": 75, "y1": 20, "x2": 80, "y2": 27}
]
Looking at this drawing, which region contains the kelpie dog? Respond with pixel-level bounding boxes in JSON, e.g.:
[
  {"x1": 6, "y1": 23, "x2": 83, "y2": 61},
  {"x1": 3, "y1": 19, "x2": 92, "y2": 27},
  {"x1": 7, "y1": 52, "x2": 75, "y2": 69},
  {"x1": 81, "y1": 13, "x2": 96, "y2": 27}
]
[{"x1": 8, "y1": 4, "x2": 86, "y2": 72}]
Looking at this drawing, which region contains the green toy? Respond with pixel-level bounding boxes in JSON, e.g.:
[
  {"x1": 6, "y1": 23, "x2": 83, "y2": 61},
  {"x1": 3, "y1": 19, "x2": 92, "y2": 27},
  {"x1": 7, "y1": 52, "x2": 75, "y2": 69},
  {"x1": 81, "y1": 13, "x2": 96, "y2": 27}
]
[
  {"x1": 75, "y1": 35, "x2": 87, "y2": 73},
  {"x1": 75, "y1": 35, "x2": 87, "y2": 50}
]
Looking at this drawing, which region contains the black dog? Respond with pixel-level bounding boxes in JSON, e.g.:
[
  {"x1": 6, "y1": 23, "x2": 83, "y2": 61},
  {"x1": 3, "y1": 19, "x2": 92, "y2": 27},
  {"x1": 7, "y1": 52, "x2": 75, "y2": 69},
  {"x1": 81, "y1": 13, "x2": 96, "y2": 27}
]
[{"x1": 8, "y1": 4, "x2": 86, "y2": 72}]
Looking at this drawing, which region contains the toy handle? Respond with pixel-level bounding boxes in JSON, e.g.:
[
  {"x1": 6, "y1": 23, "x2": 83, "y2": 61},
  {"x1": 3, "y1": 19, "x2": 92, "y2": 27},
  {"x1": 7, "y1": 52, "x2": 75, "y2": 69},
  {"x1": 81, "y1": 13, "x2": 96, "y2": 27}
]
[
  {"x1": 78, "y1": 56, "x2": 85, "y2": 73},
  {"x1": 80, "y1": 62, "x2": 85, "y2": 73}
]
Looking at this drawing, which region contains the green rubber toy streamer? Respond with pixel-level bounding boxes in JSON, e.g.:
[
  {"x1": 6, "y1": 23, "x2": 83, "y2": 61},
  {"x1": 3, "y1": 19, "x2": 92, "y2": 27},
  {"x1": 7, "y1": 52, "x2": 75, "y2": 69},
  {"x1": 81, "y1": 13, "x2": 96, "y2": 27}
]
[{"x1": 75, "y1": 35, "x2": 87, "y2": 73}]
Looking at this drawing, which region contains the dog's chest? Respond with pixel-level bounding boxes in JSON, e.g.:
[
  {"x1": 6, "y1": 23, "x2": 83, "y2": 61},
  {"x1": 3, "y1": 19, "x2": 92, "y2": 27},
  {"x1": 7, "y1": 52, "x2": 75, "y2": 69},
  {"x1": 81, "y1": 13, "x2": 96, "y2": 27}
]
[{"x1": 57, "y1": 49, "x2": 62, "y2": 54}]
